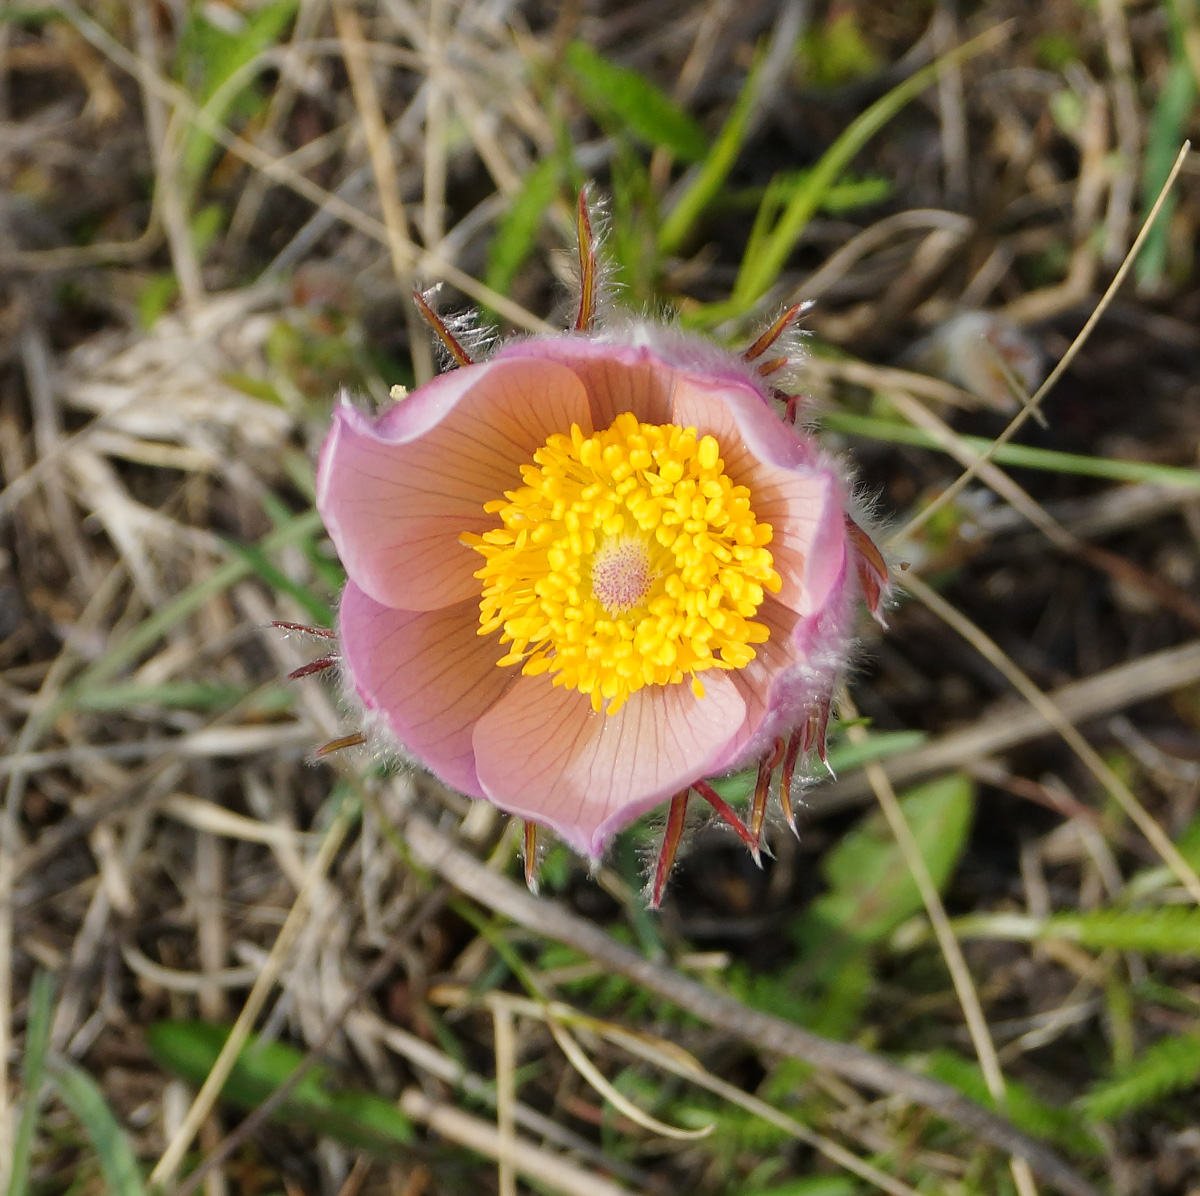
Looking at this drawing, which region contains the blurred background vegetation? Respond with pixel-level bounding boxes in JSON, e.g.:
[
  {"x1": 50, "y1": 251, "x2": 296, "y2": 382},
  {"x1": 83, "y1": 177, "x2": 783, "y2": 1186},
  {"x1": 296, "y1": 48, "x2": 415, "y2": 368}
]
[{"x1": 2, "y1": 1, "x2": 1200, "y2": 1194}]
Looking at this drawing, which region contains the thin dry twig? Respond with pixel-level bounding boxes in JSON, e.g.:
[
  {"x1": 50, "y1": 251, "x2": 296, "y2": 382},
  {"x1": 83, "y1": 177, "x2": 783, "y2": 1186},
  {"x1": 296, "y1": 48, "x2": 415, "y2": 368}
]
[
  {"x1": 398, "y1": 1087, "x2": 633, "y2": 1196},
  {"x1": 437, "y1": 986, "x2": 924, "y2": 1196},
  {"x1": 39, "y1": 0, "x2": 555, "y2": 335},
  {"x1": 398, "y1": 812, "x2": 1102, "y2": 1196},
  {"x1": 150, "y1": 801, "x2": 356, "y2": 1185},
  {"x1": 843, "y1": 700, "x2": 1039, "y2": 1196},
  {"x1": 904, "y1": 573, "x2": 1200, "y2": 904},
  {"x1": 897, "y1": 140, "x2": 1191, "y2": 541},
  {"x1": 814, "y1": 637, "x2": 1200, "y2": 810}
]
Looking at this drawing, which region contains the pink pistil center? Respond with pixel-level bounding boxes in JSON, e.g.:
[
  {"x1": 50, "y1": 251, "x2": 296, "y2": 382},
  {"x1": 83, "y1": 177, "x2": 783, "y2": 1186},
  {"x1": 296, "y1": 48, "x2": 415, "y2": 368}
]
[{"x1": 590, "y1": 538, "x2": 653, "y2": 615}]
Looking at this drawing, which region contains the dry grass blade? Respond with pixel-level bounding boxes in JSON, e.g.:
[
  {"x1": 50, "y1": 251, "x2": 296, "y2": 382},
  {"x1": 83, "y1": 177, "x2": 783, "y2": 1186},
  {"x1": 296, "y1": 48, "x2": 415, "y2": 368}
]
[
  {"x1": 440, "y1": 987, "x2": 923, "y2": 1196},
  {"x1": 400, "y1": 812, "x2": 1102, "y2": 1196},
  {"x1": 897, "y1": 140, "x2": 1191, "y2": 541},
  {"x1": 905, "y1": 574, "x2": 1200, "y2": 905},
  {"x1": 398, "y1": 1088, "x2": 634, "y2": 1196},
  {"x1": 492, "y1": 1005, "x2": 517, "y2": 1196},
  {"x1": 545, "y1": 1017, "x2": 714, "y2": 1141},
  {"x1": 815, "y1": 639, "x2": 1200, "y2": 809},
  {"x1": 148, "y1": 802, "x2": 355, "y2": 1185},
  {"x1": 842, "y1": 701, "x2": 1039, "y2": 1196}
]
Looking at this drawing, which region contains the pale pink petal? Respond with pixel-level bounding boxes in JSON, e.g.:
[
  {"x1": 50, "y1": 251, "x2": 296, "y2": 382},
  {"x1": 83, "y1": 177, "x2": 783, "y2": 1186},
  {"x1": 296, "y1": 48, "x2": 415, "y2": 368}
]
[
  {"x1": 493, "y1": 337, "x2": 674, "y2": 428},
  {"x1": 339, "y1": 582, "x2": 512, "y2": 798},
  {"x1": 738, "y1": 464, "x2": 848, "y2": 616},
  {"x1": 670, "y1": 376, "x2": 848, "y2": 615},
  {"x1": 317, "y1": 358, "x2": 593, "y2": 610},
  {"x1": 725, "y1": 595, "x2": 800, "y2": 741},
  {"x1": 669, "y1": 371, "x2": 815, "y2": 473},
  {"x1": 711, "y1": 579, "x2": 852, "y2": 773},
  {"x1": 472, "y1": 672, "x2": 746, "y2": 858}
]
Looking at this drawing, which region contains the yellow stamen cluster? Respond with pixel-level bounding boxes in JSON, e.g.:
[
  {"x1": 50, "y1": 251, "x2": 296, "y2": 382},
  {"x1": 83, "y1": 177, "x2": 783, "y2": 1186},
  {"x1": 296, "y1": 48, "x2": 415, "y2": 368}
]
[{"x1": 463, "y1": 412, "x2": 781, "y2": 715}]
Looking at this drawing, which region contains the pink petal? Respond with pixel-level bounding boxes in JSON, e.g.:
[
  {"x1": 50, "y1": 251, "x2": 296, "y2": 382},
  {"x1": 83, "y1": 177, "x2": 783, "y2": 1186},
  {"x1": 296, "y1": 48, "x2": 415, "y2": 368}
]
[
  {"x1": 738, "y1": 463, "x2": 848, "y2": 616},
  {"x1": 711, "y1": 561, "x2": 856, "y2": 774},
  {"x1": 339, "y1": 582, "x2": 512, "y2": 798},
  {"x1": 472, "y1": 672, "x2": 747, "y2": 858},
  {"x1": 670, "y1": 371, "x2": 815, "y2": 473},
  {"x1": 493, "y1": 337, "x2": 674, "y2": 428},
  {"x1": 726, "y1": 595, "x2": 800, "y2": 738},
  {"x1": 317, "y1": 358, "x2": 593, "y2": 611},
  {"x1": 670, "y1": 376, "x2": 848, "y2": 615}
]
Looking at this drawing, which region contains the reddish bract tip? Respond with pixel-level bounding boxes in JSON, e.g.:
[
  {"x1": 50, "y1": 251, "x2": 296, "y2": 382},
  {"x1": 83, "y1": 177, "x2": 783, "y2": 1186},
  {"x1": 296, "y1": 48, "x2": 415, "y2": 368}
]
[
  {"x1": 574, "y1": 190, "x2": 597, "y2": 333},
  {"x1": 650, "y1": 789, "x2": 691, "y2": 909},
  {"x1": 287, "y1": 654, "x2": 339, "y2": 681},
  {"x1": 845, "y1": 514, "x2": 889, "y2": 626},
  {"x1": 316, "y1": 731, "x2": 366, "y2": 757},
  {"x1": 779, "y1": 729, "x2": 803, "y2": 836},
  {"x1": 413, "y1": 289, "x2": 474, "y2": 368},
  {"x1": 523, "y1": 821, "x2": 539, "y2": 894},
  {"x1": 801, "y1": 695, "x2": 833, "y2": 776},
  {"x1": 743, "y1": 302, "x2": 806, "y2": 363},
  {"x1": 693, "y1": 780, "x2": 761, "y2": 866},
  {"x1": 750, "y1": 737, "x2": 786, "y2": 845},
  {"x1": 272, "y1": 621, "x2": 336, "y2": 640}
]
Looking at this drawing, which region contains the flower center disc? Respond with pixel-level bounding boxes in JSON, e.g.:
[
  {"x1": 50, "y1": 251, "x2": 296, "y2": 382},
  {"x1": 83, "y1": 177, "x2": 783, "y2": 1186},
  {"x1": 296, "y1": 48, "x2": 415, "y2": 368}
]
[
  {"x1": 464, "y1": 412, "x2": 782, "y2": 715},
  {"x1": 590, "y1": 538, "x2": 652, "y2": 614}
]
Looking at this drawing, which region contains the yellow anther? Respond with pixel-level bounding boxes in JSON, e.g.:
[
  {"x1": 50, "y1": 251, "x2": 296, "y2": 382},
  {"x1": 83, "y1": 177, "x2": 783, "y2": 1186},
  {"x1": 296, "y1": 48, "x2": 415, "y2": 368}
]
[{"x1": 467, "y1": 415, "x2": 778, "y2": 714}]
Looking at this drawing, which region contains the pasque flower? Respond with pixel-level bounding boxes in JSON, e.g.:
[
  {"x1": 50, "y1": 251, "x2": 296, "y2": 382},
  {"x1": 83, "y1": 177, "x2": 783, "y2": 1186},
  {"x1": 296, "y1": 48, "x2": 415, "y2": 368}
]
[{"x1": 310, "y1": 199, "x2": 887, "y2": 900}]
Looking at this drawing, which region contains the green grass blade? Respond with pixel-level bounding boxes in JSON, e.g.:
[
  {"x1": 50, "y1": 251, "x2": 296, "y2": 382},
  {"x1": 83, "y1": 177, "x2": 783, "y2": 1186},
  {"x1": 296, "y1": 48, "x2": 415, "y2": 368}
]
[
  {"x1": 222, "y1": 536, "x2": 334, "y2": 627},
  {"x1": 7, "y1": 972, "x2": 55, "y2": 1196},
  {"x1": 954, "y1": 907, "x2": 1200, "y2": 955},
  {"x1": 2, "y1": 8, "x2": 62, "y2": 25},
  {"x1": 564, "y1": 40, "x2": 708, "y2": 161},
  {"x1": 658, "y1": 48, "x2": 766, "y2": 256},
  {"x1": 923, "y1": 1049, "x2": 1102, "y2": 1154},
  {"x1": 71, "y1": 681, "x2": 250, "y2": 714},
  {"x1": 731, "y1": 169, "x2": 893, "y2": 216},
  {"x1": 146, "y1": 1021, "x2": 413, "y2": 1153},
  {"x1": 730, "y1": 28, "x2": 1000, "y2": 311},
  {"x1": 1051, "y1": 908, "x2": 1200, "y2": 955},
  {"x1": 826, "y1": 728, "x2": 927, "y2": 772},
  {"x1": 736, "y1": 176, "x2": 788, "y2": 286},
  {"x1": 66, "y1": 506, "x2": 324, "y2": 700},
  {"x1": 806, "y1": 773, "x2": 975, "y2": 947},
  {"x1": 485, "y1": 157, "x2": 563, "y2": 301},
  {"x1": 48, "y1": 1061, "x2": 145, "y2": 1196},
  {"x1": 176, "y1": 0, "x2": 299, "y2": 187},
  {"x1": 823, "y1": 411, "x2": 1200, "y2": 491},
  {"x1": 1135, "y1": 58, "x2": 1196, "y2": 289},
  {"x1": 606, "y1": 140, "x2": 658, "y2": 298},
  {"x1": 1080, "y1": 1033, "x2": 1200, "y2": 1121}
]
